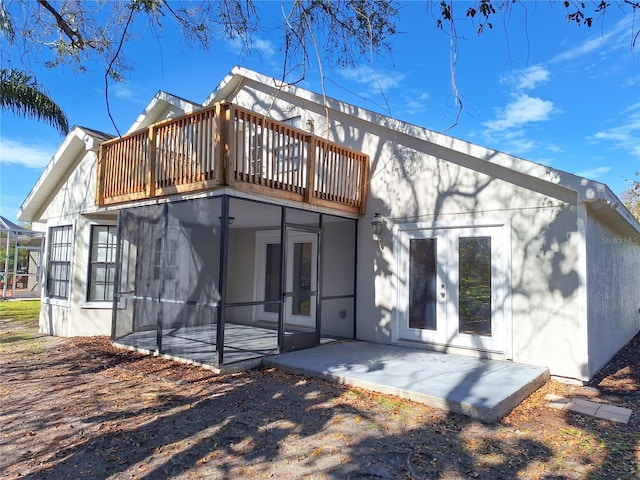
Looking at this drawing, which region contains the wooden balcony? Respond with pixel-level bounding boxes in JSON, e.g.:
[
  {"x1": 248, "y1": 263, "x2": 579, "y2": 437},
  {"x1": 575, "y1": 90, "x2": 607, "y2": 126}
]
[{"x1": 96, "y1": 102, "x2": 369, "y2": 214}]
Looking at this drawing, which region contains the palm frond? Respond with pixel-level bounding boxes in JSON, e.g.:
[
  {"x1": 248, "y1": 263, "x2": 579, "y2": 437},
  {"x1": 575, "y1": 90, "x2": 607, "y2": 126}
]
[{"x1": 0, "y1": 69, "x2": 69, "y2": 135}]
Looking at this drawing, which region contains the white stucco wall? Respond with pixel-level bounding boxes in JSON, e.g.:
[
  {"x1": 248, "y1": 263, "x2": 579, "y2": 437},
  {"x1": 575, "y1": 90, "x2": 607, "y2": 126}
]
[
  {"x1": 35, "y1": 146, "x2": 118, "y2": 337},
  {"x1": 227, "y1": 77, "x2": 590, "y2": 379},
  {"x1": 39, "y1": 213, "x2": 118, "y2": 337},
  {"x1": 356, "y1": 154, "x2": 586, "y2": 379},
  {"x1": 585, "y1": 204, "x2": 640, "y2": 378}
]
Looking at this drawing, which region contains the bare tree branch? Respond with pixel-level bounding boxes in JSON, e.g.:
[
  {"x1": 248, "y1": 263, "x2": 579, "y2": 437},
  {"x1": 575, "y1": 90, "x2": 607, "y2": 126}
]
[{"x1": 36, "y1": 0, "x2": 86, "y2": 49}]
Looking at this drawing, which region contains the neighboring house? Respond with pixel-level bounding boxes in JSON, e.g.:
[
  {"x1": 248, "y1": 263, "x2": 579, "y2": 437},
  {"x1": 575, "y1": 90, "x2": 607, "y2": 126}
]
[{"x1": 18, "y1": 67, "x2": 640, "y2": 382}]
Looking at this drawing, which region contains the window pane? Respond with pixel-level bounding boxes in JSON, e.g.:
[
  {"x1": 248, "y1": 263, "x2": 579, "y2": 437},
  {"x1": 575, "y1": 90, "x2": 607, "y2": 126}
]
[
  {"x1": 264, "y1": 243, "x2": 281, "y2": 313},
  {"x1": 409, "y1": 238, "x2": 437, "y2": 330},
  {"x1": 92, "y1": 264, "x2": 106, "y2": 282},
  {"x1": 292, "y1": 242, "x2": 312, "y2": 316},
  {"x1": 106, "y1": 265, "x2": 116, "y2": 283},
  {"x1": 95, "y1": 226, "x2": 110, "y2": 244},
  {"x1": 92, "y1": 284, "x2": 106, "y2": 301},
  {"x1": 88, "y1": 225, "x2": 117, "y2": 302},
  {"x1": 459, "y1": 237, "x2": 492, "y2": 336},
  {"x1": 47, "y1": 226, "x2": 72, "y2": 299}
]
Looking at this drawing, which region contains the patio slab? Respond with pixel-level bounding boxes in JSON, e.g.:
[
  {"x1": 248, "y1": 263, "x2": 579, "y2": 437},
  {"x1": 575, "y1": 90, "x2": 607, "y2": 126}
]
[{"x1": 265, "y1": 340, "x2": 550, "y2": 423}]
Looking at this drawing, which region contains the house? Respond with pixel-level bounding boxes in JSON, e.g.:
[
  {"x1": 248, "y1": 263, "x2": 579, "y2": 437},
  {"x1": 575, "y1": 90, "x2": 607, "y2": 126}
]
[
  {"x1": 18, "y1": 67, "x2": 640, "y2": 382},
  {"x1": 0, "y1": 215, "x2": 44, "y2": 299}
]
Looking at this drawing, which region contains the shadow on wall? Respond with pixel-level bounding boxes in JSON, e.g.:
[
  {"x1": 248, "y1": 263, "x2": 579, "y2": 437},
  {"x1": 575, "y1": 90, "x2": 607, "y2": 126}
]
[{"x1": 363, "y1": 136, "x2": 582, "y2": 376}]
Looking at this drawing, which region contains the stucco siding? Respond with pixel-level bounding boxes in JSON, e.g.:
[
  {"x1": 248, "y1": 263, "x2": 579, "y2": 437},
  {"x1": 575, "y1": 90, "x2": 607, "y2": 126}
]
[
  {"x1": 39, "y1": 214, "x2": 115, "y2": 337},
  {"x1": 226, "y1": 227, "x2": 258, "y2": 324},
  {"x1": 34, "y1": 146, "x2": 117, "y2": 337},
  {"x1": 585, "y1": 206, "x2": 640, "y2": 378},
  {"x1": 320, "y1": 219, "x2": 356, "y2": 338},
  {"x1": 228, "y1": 78, "x2": 588, "y2": 378},
  {"x1": 37, "y1": 150, "x2": 98, "y2": 223},
  {"x1": 357, "y1": 124, "x2": 584, "y2": 378}
]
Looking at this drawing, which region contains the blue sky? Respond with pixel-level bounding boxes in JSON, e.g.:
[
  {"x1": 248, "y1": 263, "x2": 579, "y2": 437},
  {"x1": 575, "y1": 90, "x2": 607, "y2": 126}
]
[{"x1": 1, "y1": 1, "x2": 639, "y2": 223}]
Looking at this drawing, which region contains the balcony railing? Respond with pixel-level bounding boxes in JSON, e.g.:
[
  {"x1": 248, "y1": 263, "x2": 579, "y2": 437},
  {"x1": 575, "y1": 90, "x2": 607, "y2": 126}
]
[{"x1": 97, "y1": 102, "x2": 369, "y2": 214}]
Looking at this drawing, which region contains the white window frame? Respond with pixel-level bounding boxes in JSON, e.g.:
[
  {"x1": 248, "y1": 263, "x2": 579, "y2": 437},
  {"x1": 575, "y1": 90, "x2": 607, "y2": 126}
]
[
  {"x1": 44, "y1": 223, "x2": 74, "y2": 306},
  {"x1": 83, "y1": 222, "x2": 118, "y2": 308}
]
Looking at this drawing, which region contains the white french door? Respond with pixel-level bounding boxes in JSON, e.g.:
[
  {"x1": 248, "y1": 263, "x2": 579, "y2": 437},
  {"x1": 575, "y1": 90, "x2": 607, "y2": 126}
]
[
  {"x1": 397, "y1": 224, "x2": 510, "y2": 355},
  {"x1": 255, "y1": 230, "x2": 318, "y2": 328}
]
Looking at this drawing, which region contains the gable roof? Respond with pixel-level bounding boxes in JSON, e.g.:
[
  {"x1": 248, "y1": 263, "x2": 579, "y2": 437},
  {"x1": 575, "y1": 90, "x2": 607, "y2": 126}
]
[
  {"x1": 17, "y1": 91, "x2": 199, "y2": 223},
  {"x1": 205, "y1": 66, "x2": 640, "y2": 234},
  {"x1": 17, "y1": 68, "x2": 638, "y2": 235},
  {"x1": 17, "y1": 126, "x2": 114, "y2": 222},
  {"x1": 126, "y1": 91, "x2": 201, "y2": 134}
]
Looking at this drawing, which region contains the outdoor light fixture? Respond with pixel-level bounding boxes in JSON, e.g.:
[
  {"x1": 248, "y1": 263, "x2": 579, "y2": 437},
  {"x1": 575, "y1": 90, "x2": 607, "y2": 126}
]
[{"x1": 370, "y1": 212, "x2": 385, "y2": 250}]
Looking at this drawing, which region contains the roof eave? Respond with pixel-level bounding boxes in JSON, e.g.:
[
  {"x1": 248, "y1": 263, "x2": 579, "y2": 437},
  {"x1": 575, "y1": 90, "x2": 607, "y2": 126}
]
[
  {"x1": 17, "y1": 126, "x2": 113, "y2": 222},
  {"x1": 126, "y1": 91, "x2": 201, "y2": 134}
]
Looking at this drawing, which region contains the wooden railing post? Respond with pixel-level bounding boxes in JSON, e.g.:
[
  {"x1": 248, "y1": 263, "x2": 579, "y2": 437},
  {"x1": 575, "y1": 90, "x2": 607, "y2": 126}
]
[
  {"x1": 96, "y1": 145, "x2": 105, "y2": 206},
  {"x1": 304, "y1": 135, "x2": 316, "y2": 204},
  {"x1": 224, "y1": 104, "x2": 235, "y2": 188},
  {"x1": 359, "y1": 154, "x2": 370, "y2": 215},
  {"x1": 214, "y1": 102, "x2": 226, "y2": 186},
  {"x1": 147, "y1": 126, "x2": 156, "y2": 198}
]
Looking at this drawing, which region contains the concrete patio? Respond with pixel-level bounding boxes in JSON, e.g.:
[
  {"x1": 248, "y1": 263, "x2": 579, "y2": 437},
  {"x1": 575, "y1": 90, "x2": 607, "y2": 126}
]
[{"x1": 265, "y1": 340, "x2": 550, "y2": 423}]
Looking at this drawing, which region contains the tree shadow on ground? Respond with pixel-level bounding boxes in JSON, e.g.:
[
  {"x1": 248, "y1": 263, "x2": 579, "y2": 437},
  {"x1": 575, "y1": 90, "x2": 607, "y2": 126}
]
[{"x1": 3, "y1": 338, "x2": 556, "y2": 480}]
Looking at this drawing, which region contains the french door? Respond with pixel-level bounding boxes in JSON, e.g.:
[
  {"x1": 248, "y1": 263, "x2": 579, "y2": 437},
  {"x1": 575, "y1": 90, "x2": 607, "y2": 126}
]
[
  {"x1": 283, "y1": 228, "x2": 318, "y2": 330},
  {"x1": 255, "y1": 229, "x2": 318, "y2": 329},
  {"x1": 397, "y1": 225, "x2": 509, "y2": 355}
]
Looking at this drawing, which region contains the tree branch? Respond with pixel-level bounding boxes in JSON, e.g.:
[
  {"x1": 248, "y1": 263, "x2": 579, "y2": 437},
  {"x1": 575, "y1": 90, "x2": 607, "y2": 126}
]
[
  {"x1": 105, "y1": 6, "x2": 137, "y2": 137},
  {"x1": 36, "y1": 0, "x2": 86, "y2": 49}
]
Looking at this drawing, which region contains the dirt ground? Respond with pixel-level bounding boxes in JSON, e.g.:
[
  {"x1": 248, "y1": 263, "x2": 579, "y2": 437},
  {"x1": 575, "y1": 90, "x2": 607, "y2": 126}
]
[{"x1": 1, "y1": 316, "x2": 638, "y2": 480}]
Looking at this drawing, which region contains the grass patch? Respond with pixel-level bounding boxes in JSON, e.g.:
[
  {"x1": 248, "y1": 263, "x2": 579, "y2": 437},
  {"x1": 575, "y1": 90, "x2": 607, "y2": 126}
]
[{"x1": 0, "y1": 300, "x2": 40, "y2": 325}]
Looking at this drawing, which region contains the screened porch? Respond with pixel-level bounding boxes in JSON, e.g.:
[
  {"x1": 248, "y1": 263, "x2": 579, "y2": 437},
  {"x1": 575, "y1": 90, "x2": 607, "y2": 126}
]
[{"x1": 111, "y1": 195, "x2": 357, "y2": 370}]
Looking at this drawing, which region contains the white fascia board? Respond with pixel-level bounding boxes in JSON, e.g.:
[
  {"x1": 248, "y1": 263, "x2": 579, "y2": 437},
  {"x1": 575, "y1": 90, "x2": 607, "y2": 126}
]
[
  {"x1": 202, "y1": 66, "x2": 247, "y2": 106},
  {"x1": 582, "y1": 186, "x2": 640, "y2": 234},
  {"x1": 126, "y1": 91, "x2": 201, "y2": 134},
  {"x1": 17, "y1": 127, "x2": 104, "y2": 222}
]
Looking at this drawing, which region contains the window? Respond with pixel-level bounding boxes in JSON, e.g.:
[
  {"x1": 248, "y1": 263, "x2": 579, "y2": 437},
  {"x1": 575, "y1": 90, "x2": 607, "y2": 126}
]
[
  {"x1": 47, "y1": 225, "x2": 72, "y2": 299},
  {"x1": 87, "y1": 225, "x2": 117, "y2": 302}
]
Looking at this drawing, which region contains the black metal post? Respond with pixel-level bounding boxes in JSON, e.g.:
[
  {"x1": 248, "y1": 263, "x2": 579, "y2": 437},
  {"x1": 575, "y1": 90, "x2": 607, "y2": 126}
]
[
  {"x1": 157, "y1": 203, "x2": 168, "y2": 353},
  {"x1": 278, "y1": 206, "x2": 287, "y2": 353},
  {"x1": 216, "y1": 195, "x2": 230, "y2": 367}
]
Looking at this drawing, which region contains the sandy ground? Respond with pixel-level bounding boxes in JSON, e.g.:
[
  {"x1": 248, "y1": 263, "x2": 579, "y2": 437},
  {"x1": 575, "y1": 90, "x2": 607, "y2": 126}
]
[{"x1": 1, "y1": 317, "x2": 638, "y2": 479}]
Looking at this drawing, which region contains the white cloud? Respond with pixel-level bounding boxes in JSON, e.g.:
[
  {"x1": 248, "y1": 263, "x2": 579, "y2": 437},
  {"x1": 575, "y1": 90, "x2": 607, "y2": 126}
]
[
  {"x1": 483, "y1": 94, "x2": 557, "y2": 132},
  {"x1": 545, "y1": 144, "x2": 562, "y2": 153},
  {"x1": 405, "y1": 92, "x2": 430, "y2": 115},
  {"x1": 550, "y1": 15, "x2": 633, "y2": 64},
  {"x1": 503, "y1": 65, "x2": 551, "y2": 91},
  {"x1": 550, "y1": 34, "x2": 610, "y2": 64},
  {"x1": 253, "y1": 38, "x2": 276, "y2": 57},
  {"x1": 506, "y1": 137, "x2": 535, "y2": 154},
  {"x1": 228, "y1": 35, "x2": 276, "y2": 59},
  {"x1": 108, "y1": 83, "x2": 147, "y2": 105},
  {"x1": 576, "y1": 166, "x2": 611, "y2": 179},
  {"x1": 0, "y1": 139, "x2": 54, "y2": 168},
  {"x1": 112, "y1": 84, "x2": 135, "y2": 100},
  {"x1": 588, "y1": 106, "x2": 640, "y2": 158},
  {"x1": 339, "y1": 66, "x2": 405, "y2": 93}
]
